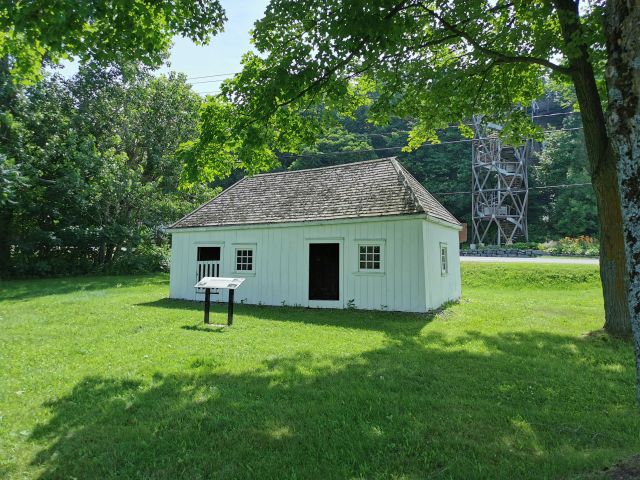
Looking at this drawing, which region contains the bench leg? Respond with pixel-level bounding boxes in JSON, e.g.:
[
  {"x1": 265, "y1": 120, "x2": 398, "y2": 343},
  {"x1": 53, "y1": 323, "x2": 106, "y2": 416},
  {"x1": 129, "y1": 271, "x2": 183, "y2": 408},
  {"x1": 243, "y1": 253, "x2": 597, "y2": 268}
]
[
  {"x1": 227, "y1": 289, "x2": 234, "y2": 326},
  {"x1": 204, "y1": 288, "x2": 211, "y2": 324}
]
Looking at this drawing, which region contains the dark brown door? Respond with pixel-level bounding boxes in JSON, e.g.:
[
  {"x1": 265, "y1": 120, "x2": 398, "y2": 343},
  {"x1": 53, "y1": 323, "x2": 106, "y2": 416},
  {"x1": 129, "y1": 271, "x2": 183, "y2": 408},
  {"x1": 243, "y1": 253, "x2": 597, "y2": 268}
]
[{"x1": 309, "y1": 243, "x2": 339, "y2": 301}]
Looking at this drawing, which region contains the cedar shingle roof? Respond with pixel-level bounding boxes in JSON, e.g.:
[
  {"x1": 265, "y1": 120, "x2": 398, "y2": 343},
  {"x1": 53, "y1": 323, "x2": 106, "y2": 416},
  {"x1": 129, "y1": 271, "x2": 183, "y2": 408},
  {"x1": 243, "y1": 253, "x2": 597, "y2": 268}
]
[{"x1": 171, "y1": 157, "x2": 460, "y2": 229}]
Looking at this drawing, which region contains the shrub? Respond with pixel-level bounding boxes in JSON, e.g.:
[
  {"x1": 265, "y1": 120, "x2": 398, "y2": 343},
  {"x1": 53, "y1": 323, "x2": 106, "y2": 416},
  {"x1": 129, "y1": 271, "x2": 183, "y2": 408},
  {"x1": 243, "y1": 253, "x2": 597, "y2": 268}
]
[
  {"x1": 107, "y1": 244, "x2": 171, "y2": 275},
  {"x1": 538, "y1": 236, "x2": 599, "y2": 256}
]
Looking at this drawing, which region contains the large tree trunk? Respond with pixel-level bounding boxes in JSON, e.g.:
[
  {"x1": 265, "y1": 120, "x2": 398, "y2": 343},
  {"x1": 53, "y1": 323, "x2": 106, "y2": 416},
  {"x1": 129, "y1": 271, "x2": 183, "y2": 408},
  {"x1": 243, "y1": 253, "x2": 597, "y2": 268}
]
[
  {"x1": 590, "y1": 148, "x2": 631, "y2": 337},
  {"x1": 604, "y1": 0, "x2": 640, "y2": 402},
  {"x1": 554, "y1": 0, "x2": 631, "y2": 336}
]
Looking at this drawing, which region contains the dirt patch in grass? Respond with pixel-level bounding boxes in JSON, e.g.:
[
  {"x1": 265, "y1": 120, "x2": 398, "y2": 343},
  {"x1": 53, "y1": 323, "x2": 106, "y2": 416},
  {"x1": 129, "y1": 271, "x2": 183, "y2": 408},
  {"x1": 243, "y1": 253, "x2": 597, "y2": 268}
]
[
  {"x1": 600, "y1": 455, "x2": 640, "y2": 480},
  {"x1": 583, "y1": 455, "x2": 640, "y2": 480}
]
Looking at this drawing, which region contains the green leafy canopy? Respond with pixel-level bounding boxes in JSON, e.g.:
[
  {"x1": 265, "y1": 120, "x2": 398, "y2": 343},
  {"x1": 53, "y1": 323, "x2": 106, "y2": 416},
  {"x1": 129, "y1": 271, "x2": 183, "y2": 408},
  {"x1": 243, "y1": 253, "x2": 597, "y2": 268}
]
[
  {"x1": 182, "y1": 0, "x2": 607, "y2": 183},
  {"x1": 1, "y1": 0, "x2": 226, "y2": 84},
  {"x1": 0, "y1": 64, "x2": 219, "y2": 277}
]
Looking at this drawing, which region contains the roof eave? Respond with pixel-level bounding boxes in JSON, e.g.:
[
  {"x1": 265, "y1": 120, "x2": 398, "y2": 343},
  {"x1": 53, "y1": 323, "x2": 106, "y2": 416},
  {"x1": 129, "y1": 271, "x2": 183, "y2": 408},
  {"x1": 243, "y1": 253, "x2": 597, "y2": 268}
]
[
  {"x1": 424, "y1": 214, "x2": 463, "y2": 230},
  {"x1": 166, "y1": 212, "x2": 430, "y2": 233}
]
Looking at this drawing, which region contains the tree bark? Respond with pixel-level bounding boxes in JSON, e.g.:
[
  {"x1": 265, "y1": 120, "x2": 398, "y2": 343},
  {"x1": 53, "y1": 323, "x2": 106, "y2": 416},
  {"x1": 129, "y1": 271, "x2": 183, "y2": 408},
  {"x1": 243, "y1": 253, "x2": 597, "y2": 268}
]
[
  {"x1": 604, "y1": 0, "x2": 640, "y2": 402},
  {"x1": 554, "y1": 0, "x2": 631, "y2": 336},
  {"x1": 590, "y1": 145, "x2": 632, "y2": 337}
]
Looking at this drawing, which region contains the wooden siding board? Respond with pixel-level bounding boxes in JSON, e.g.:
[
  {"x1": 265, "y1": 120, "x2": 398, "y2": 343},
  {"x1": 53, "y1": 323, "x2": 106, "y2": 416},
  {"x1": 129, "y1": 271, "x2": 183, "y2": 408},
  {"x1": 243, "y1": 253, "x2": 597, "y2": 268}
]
[{"x1": 169, "y1": 216, "x2": 459, "y2": 313}]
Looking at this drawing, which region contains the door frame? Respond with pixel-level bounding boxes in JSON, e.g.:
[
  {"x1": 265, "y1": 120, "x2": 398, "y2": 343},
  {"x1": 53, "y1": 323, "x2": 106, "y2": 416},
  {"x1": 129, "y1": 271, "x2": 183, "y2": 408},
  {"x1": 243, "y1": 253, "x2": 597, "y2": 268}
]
[{"x1": 305, "y1": 237, "x2": 344, "y2": 309}]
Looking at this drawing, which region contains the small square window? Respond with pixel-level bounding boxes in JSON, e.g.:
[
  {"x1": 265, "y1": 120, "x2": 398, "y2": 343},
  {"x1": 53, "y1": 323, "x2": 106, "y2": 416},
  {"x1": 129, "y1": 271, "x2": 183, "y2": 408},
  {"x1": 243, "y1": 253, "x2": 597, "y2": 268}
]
[
  {"x1": 236, "y1": 249, "x2": 254, "y2": 272},
  {"x1": 359, "y1": 245, "x2": 382, "y2": 271}
]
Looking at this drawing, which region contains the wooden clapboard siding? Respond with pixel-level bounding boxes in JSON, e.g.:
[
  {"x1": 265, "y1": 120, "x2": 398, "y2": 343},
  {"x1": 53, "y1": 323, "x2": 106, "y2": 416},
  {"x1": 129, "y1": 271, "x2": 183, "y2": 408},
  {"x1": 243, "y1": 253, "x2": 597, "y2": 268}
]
[
  {"x1": 422, "y1": 219, "x2": 462, "y2": 308},
  {"x1": 168, "y1": 215, "x2": 459, "y2": 313}
]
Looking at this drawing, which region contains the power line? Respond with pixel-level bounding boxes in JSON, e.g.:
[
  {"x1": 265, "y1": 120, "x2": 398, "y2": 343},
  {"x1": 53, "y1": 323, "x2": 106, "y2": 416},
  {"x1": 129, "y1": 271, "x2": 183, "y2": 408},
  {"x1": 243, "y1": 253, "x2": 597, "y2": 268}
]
[
  {"x1": 283, "y1": 127, "x2": 583, "y2": 159},
  {"x1": 183, "y1": 87, "x2": 580, "y2": 122},
  {"x1": 318, "y1": 118, "x2": 581, "y2": 137},
  {"x1": 186, "y1": 72, "x2": 238, "y2": 80},
  {"x1": 532, "y1": 111, "x2": 580, "y2": 119},
  {"x1": 532, "y1": 182, "x2": 592, "y2": 189},
  {"x1": 182, "y1": 85, "x2": 573, "y2": 121},
  {"x1": 189, "y1": 78, "x2": 228, "y2": 85},
  {"x1": 184, "y1": 82, "x2": 580, "y2": 121},
  {"x1": 432, "y1": 182, "x2": 592, "y2": 196}
]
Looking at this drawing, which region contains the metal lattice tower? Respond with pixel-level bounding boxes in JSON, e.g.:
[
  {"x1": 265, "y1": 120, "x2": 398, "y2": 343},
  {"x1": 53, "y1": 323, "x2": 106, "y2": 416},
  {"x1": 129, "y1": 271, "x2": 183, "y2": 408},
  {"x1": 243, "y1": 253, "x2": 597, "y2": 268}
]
[{"x1": 471, "y1": 114, "x2": 533, "y2": 246}]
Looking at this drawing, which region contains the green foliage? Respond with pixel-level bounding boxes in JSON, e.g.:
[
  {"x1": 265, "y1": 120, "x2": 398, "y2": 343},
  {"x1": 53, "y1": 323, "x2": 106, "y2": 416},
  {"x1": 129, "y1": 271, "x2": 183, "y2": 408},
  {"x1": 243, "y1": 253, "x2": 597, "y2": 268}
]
[
  {"x1": 0, "y1": 154, "x2": 27, "y2": 206},
  {"x1": 539, "y1": 236, "x2": 600, "y2": 256},
  {"x1": 279, "y1": 106, "x2": 472, "y2": 225},
  {"x1": 179, "y1": 91, "x2": 324, "y2": 186},
  {"x1": 0, "y1": 65, "x2": 217, "y2": 277},
  {"x1": 0, "y1": 0, "x2": 225, "y2": 84},
  {"x1": 530, "y1": 116, "x2": 598, "y2": 239},
  {"x1": 508, "y1": 242, "x2": 541, "y2": 250},
  {"x1": 107, "y1": 243, "x2": 171, "y2": 275},
  {"x1": 175, "y1": 0, "x2": 601, "y2": 247},
  {"x1": 184, "y1": 1, "x2": 607, "y2": 181},
  {"x1": 289, "y1": 126, "x2": 376, "y2": 170},
  {"x1": 398, "y1": 127, "x2": 472, "y2": 225},
  {"x1": 283, "y1": 98, "x2": 594, "y2": 240},
  {"x1": 1, "y1": 264, "x2": 638, "y2": 478}
]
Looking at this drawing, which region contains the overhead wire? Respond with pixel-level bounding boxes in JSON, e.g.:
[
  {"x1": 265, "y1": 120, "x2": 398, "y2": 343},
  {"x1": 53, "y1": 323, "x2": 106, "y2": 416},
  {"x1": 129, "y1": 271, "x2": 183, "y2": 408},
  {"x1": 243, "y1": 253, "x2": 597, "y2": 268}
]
[
  {"x1": 169, "y1": 92, "x2": 586, "y2": 194},
  {"x1": 189, "y1": 78, "x2": 228, "y2": 85},
  {"x1": 282, "y1": 126, "x2": 584, "y2": 159},
  {"x1": 186, "y1": 72, "x2": 239, "y2": 80},
  {"x1": 177, "y1": 88, "x2": 585, "y2": 194},
  {"x1": 432, "y1": 183, "x2": 593, "y2": 196},
  {"x1": 276, "y1": 119, "x2": 587, "y2": 196}
]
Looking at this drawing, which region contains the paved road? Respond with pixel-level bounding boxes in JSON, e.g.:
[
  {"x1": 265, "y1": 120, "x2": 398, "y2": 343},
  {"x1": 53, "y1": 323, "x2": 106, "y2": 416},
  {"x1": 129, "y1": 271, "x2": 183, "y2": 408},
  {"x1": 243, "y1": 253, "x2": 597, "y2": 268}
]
[{"x1": 460, "y1": 256, "x2": 599, "y2": 265}]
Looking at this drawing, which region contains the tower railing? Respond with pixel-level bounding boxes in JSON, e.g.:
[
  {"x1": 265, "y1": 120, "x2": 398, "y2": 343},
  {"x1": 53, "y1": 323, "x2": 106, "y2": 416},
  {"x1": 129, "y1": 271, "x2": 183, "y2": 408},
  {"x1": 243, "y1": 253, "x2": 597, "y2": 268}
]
[{"x1": 471, "y1": 114, "x2": 532, "y2": 246}]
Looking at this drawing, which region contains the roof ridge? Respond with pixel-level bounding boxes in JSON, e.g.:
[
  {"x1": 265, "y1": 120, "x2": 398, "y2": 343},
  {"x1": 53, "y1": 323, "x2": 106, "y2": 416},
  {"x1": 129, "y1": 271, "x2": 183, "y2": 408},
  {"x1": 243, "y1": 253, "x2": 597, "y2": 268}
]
[
  {"x1": 168, "y1": 176, "x2": 249, "y2": 229},
  {"x1": 249, "y1": 156, "x2": 397, "y2": 178},
  {"x1": 390, "y1": 159, "x2": 424, "y2": 214},
  {"x1": 394, "y1": 160, "x2": 461, "y2": 226},
  {"x1": 170, "y1": 156, "x2": 461, "y2": 229}
]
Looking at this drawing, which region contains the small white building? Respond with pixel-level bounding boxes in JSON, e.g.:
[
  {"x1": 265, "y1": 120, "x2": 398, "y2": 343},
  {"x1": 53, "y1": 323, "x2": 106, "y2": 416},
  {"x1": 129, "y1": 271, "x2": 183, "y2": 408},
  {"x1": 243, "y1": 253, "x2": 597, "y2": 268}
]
[{"x1": 168, "y1": 158, "x2": 461, "y2": 312}]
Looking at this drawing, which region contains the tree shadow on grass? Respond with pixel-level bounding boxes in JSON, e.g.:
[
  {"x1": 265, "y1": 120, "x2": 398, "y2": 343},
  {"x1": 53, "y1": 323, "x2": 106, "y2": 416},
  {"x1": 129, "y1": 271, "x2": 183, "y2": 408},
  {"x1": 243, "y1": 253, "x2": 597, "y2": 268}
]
[
  {"x1": 0, "y1": 275, "x2": 168, "y2": 302},
  {"x1": 138, "y1": 297, "x2": 435, "y2": 338},
  {"x1": 28, "y1": 331, "x2": 638, "y2": 479}
]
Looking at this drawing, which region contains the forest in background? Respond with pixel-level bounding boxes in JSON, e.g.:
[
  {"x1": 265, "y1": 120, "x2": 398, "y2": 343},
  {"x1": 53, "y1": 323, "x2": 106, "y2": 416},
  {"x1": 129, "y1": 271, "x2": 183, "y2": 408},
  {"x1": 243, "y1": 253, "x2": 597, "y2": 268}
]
[
  {"x1": 282, "y1": 101, "x2": 596, "y2": 244},
  {"x1": 0, "y1": 64, "x2": 597, "y2": 278}
]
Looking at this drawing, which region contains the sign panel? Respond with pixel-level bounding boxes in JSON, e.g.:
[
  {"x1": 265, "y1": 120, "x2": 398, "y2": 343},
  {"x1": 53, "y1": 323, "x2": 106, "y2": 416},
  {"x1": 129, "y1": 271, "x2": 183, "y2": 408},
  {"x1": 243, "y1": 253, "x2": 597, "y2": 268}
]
[{"x1": 194, "y1": 277, "x2": 245, "y2": 290}]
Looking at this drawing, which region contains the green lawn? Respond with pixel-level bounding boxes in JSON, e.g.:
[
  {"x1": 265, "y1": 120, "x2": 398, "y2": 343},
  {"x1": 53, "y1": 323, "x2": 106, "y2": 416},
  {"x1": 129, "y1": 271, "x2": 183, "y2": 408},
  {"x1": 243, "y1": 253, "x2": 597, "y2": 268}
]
[{"x1": 0, "y1": 264, "x2": 637, "y2": 479}]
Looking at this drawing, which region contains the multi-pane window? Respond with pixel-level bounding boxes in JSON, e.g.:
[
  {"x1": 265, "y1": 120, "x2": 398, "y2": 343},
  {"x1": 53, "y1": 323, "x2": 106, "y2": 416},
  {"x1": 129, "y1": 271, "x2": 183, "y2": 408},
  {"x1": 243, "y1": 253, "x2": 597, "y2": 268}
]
[
  {"x1": 359, "y1": 245, "x2": 381, "y2": 270},
  {"x1": 236, "y1": 249, "x2": 254, "y2": 271},
  {"x1": 440, "y1": 243, "x2": 448, "y2": 275}
]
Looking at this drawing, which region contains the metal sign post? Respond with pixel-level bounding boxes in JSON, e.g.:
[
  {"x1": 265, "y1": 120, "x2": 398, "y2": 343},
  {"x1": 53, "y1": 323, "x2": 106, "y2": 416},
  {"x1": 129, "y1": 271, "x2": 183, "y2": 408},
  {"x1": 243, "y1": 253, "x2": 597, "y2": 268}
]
[{"x1": 194, "y1": 277, "x2": 245, "y2": 326}]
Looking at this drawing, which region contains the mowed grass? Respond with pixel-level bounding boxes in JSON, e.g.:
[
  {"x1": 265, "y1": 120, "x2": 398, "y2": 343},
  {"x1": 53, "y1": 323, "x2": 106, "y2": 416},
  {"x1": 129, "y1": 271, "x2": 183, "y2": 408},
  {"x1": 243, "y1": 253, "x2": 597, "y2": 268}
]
[{"x1": 0, "y1": 264, "x2": 637, "y2": 479}]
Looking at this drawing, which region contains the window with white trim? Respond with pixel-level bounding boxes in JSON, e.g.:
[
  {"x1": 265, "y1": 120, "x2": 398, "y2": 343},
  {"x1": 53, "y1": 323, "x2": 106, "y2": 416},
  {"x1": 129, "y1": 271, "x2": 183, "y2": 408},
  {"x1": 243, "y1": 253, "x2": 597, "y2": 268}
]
[
  {"x1": 359, "y1": 244, "x2": 381, "y2": 271},
  {"x1": 440, "y1": 243, "x2": 448, "y2": 275},
  {"x1": 235, "y1": 248, "x2": 254, "y2": 272}
]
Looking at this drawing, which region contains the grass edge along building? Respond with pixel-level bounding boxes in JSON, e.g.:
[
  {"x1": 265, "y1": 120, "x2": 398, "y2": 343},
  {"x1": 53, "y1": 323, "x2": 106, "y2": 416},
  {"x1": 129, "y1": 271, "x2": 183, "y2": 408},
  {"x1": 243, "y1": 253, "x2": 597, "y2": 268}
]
[{"x1": 168, "y1": 158, "x2": 461, "y2": 312}]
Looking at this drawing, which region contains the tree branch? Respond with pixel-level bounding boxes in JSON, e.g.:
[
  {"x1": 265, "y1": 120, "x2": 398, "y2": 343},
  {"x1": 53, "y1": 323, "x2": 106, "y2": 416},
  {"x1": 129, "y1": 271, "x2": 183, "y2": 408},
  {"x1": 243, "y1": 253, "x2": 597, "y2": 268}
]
[{"x1": 418, "y1": 3, "x2": 572, "y2": 75}]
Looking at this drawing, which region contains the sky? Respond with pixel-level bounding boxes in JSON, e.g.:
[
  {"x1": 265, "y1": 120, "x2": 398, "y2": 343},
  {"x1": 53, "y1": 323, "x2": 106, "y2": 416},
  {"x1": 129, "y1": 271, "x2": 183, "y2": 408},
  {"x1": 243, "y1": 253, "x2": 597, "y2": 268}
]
[
  {"x1": 158, "y1": 0, "x2": 270, "y2": 95},
  {"x1": 60, "y1": 0, "x2": 269, "y2": 96}
]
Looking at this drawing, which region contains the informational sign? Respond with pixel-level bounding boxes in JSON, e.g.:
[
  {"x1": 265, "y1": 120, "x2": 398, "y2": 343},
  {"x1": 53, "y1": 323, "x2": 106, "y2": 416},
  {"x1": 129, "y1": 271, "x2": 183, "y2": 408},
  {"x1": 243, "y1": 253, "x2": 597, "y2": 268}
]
[{"x1": 194, "y1": 277, "x2": 246, "y2": 326}]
